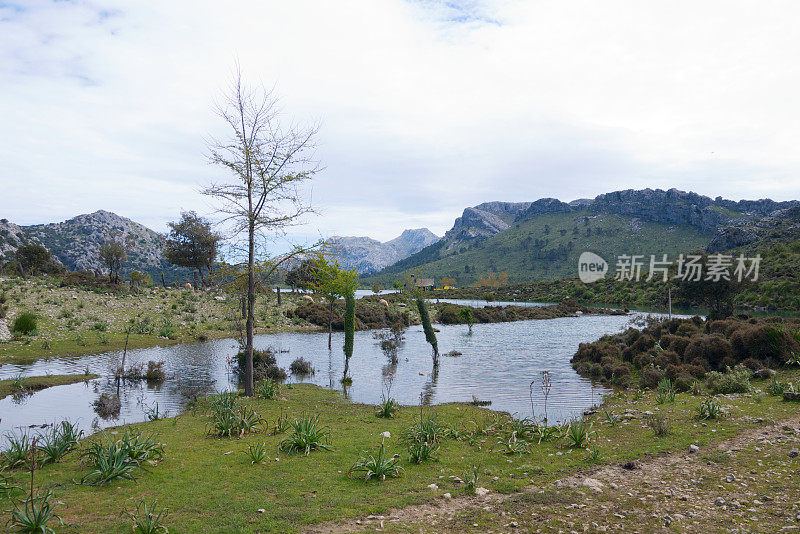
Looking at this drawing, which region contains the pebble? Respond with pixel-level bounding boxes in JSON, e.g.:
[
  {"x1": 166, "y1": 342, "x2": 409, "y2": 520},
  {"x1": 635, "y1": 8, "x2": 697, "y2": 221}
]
[
  {"x1": 715, "y1": 497, "x2": 727, "y2": 506},
  {"x1": 789, "y1": 448, "x2": 799, "y2": 458},
  {"x1": 427, "y1": 484, "x2": 439, "y2": 490},
  {"x1": 475, "y1": 487, "x2": 490, "y2": 497},
  {"x1": 689, "y1": 444, "x2": 699, "y2": 453}
]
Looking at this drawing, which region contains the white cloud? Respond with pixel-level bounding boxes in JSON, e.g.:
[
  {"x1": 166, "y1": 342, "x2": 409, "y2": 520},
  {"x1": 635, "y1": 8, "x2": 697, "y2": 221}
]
[{"x1": 1, "y1": 0, "x2": 799, "y2": 244}]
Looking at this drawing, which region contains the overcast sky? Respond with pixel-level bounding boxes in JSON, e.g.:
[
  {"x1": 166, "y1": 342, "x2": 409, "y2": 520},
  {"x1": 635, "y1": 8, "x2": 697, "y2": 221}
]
[{"x1": 2, "y1": 0, "x2": 800, "y2": 244}]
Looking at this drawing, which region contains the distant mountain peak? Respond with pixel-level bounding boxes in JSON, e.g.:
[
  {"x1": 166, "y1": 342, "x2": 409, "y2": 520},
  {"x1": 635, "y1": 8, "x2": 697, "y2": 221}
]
[{"x1": 330, "y1": 228, "x2": 440, "y2": 274}]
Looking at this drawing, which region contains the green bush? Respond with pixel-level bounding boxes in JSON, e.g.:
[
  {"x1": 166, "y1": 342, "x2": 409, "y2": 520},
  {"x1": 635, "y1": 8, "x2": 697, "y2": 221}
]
[
  {"x1": 11, "y1": 312, "x2": 37, "y2": 335},
  {"x1": 705, "y1": 365, "x2": 752, "y2": 394}
]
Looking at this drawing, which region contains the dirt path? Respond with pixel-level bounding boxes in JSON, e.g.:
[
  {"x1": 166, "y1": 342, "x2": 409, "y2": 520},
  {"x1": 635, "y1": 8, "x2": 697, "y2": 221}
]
[{"x1": 307, "y1": 416, "x2": 800, "y2": 533}]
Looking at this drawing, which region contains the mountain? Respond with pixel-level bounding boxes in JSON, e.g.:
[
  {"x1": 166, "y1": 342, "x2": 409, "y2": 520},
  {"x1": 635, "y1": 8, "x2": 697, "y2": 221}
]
[
  {"x1": 0, "y1": 219, "x2": 46, "y2": 261},
  {"x1": 1, "y1": 211, "x2": 193, "y2": 284},
  {"x1": 331, "y1": 228, "x2": 440, "y2": 274},
  {"x1": 362, "y1": 188, "x2": 800, "y2": 286}
]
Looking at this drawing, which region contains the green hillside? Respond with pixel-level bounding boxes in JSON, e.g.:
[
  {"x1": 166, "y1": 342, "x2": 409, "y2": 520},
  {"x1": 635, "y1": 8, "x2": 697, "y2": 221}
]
[{"x1": 363, "y1": 209, "x2": 714, "y2": 287}]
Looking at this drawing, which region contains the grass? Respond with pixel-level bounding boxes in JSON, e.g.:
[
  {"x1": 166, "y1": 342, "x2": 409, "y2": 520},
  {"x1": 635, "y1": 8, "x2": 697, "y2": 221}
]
[
  {"x1": 0, "y1": 374, "x2": 98, "y2": 400},
  {"x1": 0, "y1": 278, "x2": 325, "y2": 365},
  {"x1": 0, "y1": 373, "x2": 797, "y2": 532}
]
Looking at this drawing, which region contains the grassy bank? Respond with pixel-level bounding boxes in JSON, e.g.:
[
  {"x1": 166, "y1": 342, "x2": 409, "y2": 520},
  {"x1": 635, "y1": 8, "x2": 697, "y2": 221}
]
[
  {"x1": 2, "y1": 372, "x2": 799, "y2": 532},
  {"x1": 0, "y1": 276, "x2": 326, "y2": 364},
  {"x1": 0, "y1": 373, "x2": 99, "y2": 400},
  {"x1": 0, "y1": 277, "x2": 618, "y2": 365}
]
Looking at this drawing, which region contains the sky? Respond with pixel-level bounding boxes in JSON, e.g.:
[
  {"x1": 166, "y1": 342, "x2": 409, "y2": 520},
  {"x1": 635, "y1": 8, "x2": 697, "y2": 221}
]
[{"x1": 2, "y1": 0, "x2": 800, "y2": 246}]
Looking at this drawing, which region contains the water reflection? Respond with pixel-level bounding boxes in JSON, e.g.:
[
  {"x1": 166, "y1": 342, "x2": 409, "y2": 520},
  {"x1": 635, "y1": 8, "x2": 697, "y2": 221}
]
[{"x1": 0, "y1": 311, "x2": 676, "y2": 440}]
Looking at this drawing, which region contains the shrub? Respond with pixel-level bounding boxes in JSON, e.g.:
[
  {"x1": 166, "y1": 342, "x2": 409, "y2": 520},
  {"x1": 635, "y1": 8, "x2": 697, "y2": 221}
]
[
  {"x1": 463, "y1": 466, "x2": 479, "y2": 494},
  {"x1": 376, "y1": 397, "x2": 399, "y2": 419},
  {"x1": 705, "y1": 365, "x2": 752, "y2": 395},
  {"x1": 349, "y1": 442, "x2": 402, "y2": 482},
  {"x1": 278, "y1": 415, "x2": 332, "y2": 455},
  {"x1": 684, "y1": 335, "x2": 733, "y2": 371},
  {"x1": 245, "y1": 443, "x2": 268, "y2": 465},
  {"x1": 289, "y1": 358, "x2": 313, "y2": 375},
  {"x1": 401, "y1": 415, "x2": 448, "y2": 445},
  {"x1": 93, "y1": 394, "x2": 121, "y2": 419},
  {"x1": 144, "y1": 361, "x2": 166, "y2": 382},
  {"x1": 80, "y1": 441, "x2": 141, "y2": 486},
  {"x1": 257, "y1": 379, "x2": 279, "y2": 400},
  {"x1": 655, "y1": 378, "x2": 676, "y2": 404},
  {"x1": 235, "y1": 349, "x2": 276, "y2": 370},
  {"x1": 640, "y1": 366, "x2": 663, "y2": 389},
  {"x1": 253, "y1": 362, "x2": 287, "y2": 382},
  {"x1": 126, "y1": 500, "x2": 169, "y2": 534},
  {"x1": 645, "y1": 413, "x2": 671, "y2": 437},
  {"x1": 8, "y1": 490, "x2": 61, "y2": 533},
  {"x1": 11, "y1": 312, "x2": 37, "y2": 335},
  {"x1": 1, "y1": 432, "x2": 34, "y2": 469},
  {"x1": 408, "y1": 440, "x2": 439, "y2": 463},
  {"x1": 563, "y1": 418, "x2": 592, "y2": 448},
  {"x1": 696, "y1": 398, "x2": 722, "y2": 420},
  {"x1": 207, "y1": 393, "x2": 261, "y2": 438}
]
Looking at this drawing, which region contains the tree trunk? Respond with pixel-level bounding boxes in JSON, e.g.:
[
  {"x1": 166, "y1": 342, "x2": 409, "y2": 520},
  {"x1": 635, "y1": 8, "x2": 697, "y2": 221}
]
[
  {"x1": 276, "y1": 286, "x2": 281, "y2": 306},
  {"x1": 328, "y1": 300, "x2": 333, "y2": 350},
  {"x1": 244, "y1": 219, "x2": 255, "y2": 396},
  {"x1": 161, "y1": 272, "x2": 166, "y2": 288}
]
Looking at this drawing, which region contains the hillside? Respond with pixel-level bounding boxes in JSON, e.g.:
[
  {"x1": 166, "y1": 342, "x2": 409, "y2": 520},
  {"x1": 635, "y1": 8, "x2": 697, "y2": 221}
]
[
  {"x1": 330, "y1": 228, "x2": 439, "y2": 273},
  {"x1": 362, "y1": 188, "x2": 799, "y2": 287},
  {"x1": 1, "y1": 211, "x2": 193, "y2": 284}
]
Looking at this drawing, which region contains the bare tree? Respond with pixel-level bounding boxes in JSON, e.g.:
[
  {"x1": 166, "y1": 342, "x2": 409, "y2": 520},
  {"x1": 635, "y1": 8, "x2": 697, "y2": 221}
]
[{"x1": 203, "y1": 68, "x2": 320, "y2": 396}]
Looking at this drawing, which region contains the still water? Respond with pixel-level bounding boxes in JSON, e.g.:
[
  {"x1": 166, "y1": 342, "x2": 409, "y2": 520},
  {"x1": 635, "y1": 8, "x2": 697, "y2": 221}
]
[{"x1": 0, "y1": 311, "x2": 663, "y2": 439}]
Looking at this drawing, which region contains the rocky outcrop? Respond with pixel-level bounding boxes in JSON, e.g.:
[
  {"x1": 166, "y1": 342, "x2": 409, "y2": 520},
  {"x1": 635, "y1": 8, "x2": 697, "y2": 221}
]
[
  {"x1": 331, "y1": 228, "x2": 440, "y2": 274},
  {"x1": 707, "y1": 206, "x2": 800, "y2": 252},
  {"x1": 444, "y1": 201, "x2": 532, "y2": 249},
  {"x1": 0, "y1": 219, "x2": 41, "y2": 263},
  {"x1": 589, "y1": 188, "x2": 799, "y2": 232},
  {"x1": 1, "y1": 211, "x2": 193, "y2": 283},
  {"x1": 24, "y1": 210, "x2": 172, "y2": 276},
  {"x1": 514, "y1": 198, "x2": 574, "y2": 221}
]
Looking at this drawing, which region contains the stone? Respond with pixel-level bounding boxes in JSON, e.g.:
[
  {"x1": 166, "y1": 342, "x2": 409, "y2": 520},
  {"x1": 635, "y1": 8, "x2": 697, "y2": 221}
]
[
  {"x1": 689, "y1": 444, "x2": 700, "y2": 453},
  {"x1": 427, "y1": 484, "x2": 439, "y2": 490},
  {"x1": 715, "y1": 497, "x2": 726, "y2": 506},
  {"x1": 443, "y1": 493, "x2": 452, "y2": 499},
  {"x1": 754, "y1": 368, "x2": 777, "y2": 379},
  {"x1": 789, "y1": 448, "x2": 799, "y2": 458},
  {"x1": 582, "y1": 478, "x2": 604, "y2": 492},
  {"x1": 0, "y1": 319, "x2": 11, "y2": 342},
  {"x1": 475, "y1": 487, "x2": 491, "y2": 497}
]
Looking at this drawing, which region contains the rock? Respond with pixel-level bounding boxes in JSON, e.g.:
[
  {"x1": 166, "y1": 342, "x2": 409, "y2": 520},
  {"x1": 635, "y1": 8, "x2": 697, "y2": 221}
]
[
  {"x1": 789, "y1": 448, "x2": 799, "y2": 458},
  {"x1": 443, "y1": 493, "x2": 452, "y2": 499},
  {"x1": 427, "y1": 484, "x2": 439, "y2": 490},
  {"x1": 715, "y1": 497, "x2": 726, "y2": 506},
  {"x1": 475, "y1": 487, "x2": 490, "y2": 497},
  {"x1": 725, "y1": 474, "x2": 736, "y2": 483},
  {"x1": 754, "y1": 368, "x2": 777, "y2": 379},
  {"x1": 664, "y1": 514, "x2": 673, "y2": 526},
  {"x1": 783, "y1": 392, "x2": 800, "y2": 402},
  {"x1": 582, "y1": 478, "x2": 604, "y2": 492},
  {"x1": 689, "y1": 444, "x2": 700, "y2": 453},
  {"x1": 0, "y1": 319, "x2": 11, "y2": 342},
  {"x1": 257, "y1": 509, "x2": 265, "y2": 514}
]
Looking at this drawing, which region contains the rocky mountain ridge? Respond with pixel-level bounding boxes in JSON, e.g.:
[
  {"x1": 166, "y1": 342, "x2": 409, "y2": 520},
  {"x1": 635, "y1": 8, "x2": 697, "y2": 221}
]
[
  {"x1": 363, "y1": 188, "x2": 800, "y2": 285},
  {"x1": 331, "y1": 228, "x2": 440, "y2": 273},
  {"x1": 1, "y1": 211, "x2": 192, "y2": 283}
]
